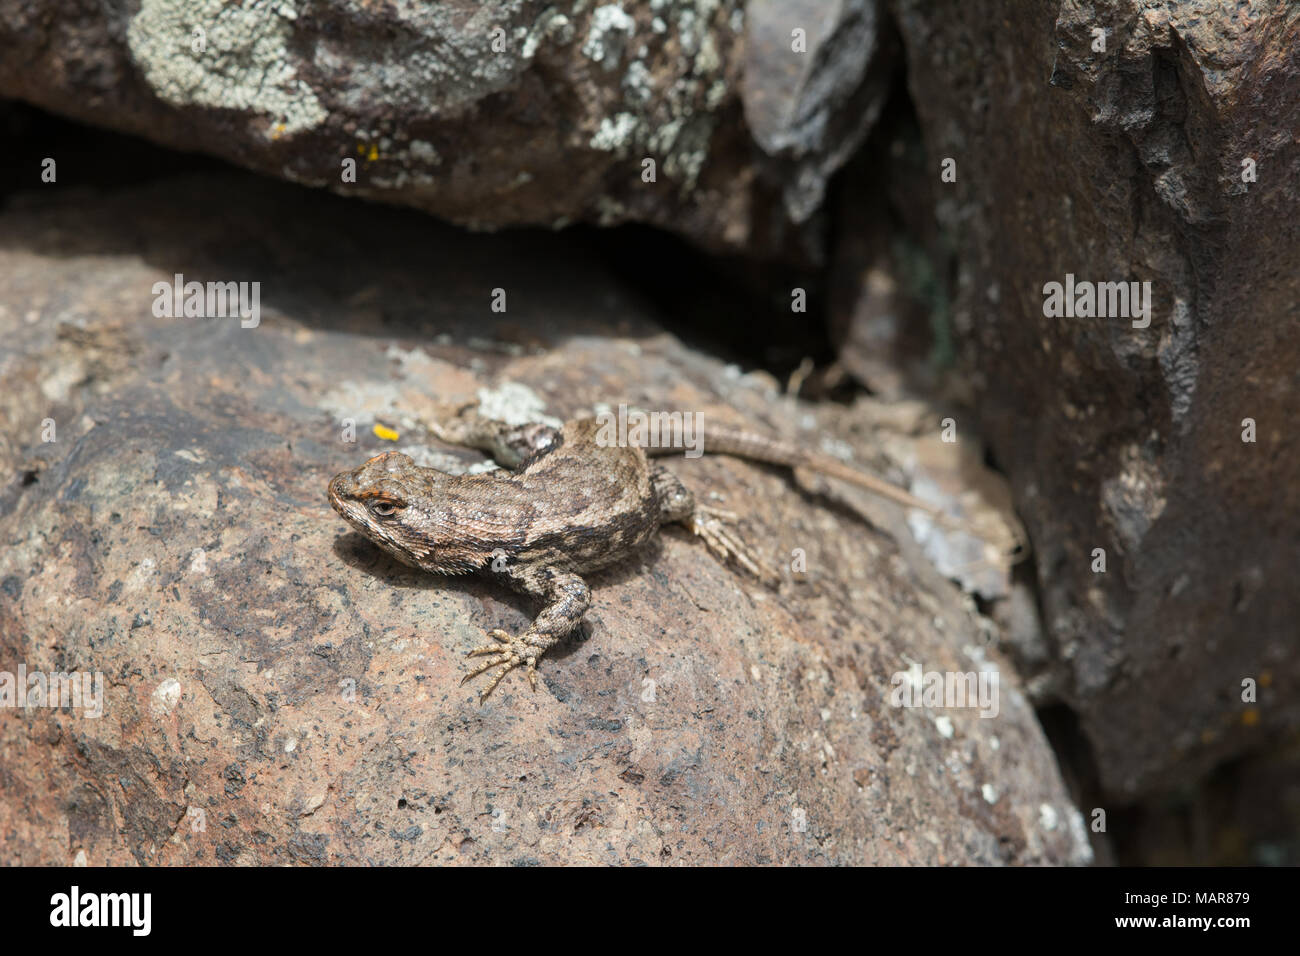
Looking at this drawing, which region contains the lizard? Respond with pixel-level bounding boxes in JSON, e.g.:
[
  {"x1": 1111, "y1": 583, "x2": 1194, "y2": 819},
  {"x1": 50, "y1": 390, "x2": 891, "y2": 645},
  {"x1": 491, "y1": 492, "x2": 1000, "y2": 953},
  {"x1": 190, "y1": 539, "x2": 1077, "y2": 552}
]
[{"x1": 327, "y1": 400, "x2": 1017, "y2": 701}]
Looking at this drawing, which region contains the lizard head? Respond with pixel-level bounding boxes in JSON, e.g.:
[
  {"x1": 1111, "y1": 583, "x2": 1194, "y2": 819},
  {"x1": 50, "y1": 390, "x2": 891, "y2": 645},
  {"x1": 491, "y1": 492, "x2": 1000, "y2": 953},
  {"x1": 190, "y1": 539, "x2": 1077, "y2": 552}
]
[
  {"x1": 328, "y1": 452, "x2": 443, "y2": 569},
  {"x1": 330, "y1": 451, "x2": 517, "y2": 575}
]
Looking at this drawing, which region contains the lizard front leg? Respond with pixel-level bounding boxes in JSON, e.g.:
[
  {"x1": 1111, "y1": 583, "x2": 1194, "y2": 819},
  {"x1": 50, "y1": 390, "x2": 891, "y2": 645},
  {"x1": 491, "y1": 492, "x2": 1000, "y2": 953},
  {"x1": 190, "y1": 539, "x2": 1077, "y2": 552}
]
[{"x1": 461, "y1": 566, "x2": 590, "y2": 701}]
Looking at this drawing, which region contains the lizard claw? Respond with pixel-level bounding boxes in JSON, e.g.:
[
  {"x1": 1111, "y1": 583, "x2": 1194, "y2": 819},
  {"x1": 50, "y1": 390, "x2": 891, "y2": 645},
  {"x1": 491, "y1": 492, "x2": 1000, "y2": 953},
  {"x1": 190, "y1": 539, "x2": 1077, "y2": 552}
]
[
  {"x1": 465, "y1": 628, "x2": 513, "y2": 658},
  {"x1": 461, "y1": 629, "x2": 541, "y2": 701},
  {"x1": 689, "y1": 505, "x2": 781, "y2": 587}
]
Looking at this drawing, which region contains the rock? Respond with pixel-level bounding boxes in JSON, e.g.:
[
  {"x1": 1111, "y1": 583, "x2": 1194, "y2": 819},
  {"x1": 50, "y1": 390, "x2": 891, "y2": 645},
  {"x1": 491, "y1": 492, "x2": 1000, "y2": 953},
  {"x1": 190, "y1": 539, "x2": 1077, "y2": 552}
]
[
  {"x1": 889, "y1": 0, "x2": 1300, "y2": 796},
  {"x1": 0, "y1": 174, "x2": 1089, "y2": 864},
  {"x1": 0, "y1": 0, "x2": 891, "y2": 254},
  {"x1": 742, "y1": 0, "x2": 894, "y2": 227}
]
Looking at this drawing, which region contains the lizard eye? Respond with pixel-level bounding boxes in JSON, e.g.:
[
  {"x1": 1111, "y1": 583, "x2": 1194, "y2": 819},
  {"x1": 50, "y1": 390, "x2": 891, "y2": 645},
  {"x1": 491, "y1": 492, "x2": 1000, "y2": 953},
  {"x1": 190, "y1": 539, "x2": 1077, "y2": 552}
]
[{"x1": 367, "y1": 500, "x2": 402, "y2": 517}]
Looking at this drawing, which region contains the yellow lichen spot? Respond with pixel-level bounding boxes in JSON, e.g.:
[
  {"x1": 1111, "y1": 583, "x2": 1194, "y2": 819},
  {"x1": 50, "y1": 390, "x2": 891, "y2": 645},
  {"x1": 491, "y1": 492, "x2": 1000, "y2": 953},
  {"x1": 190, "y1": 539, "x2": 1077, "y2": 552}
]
[
  {"x1": 1258, "y1": 670, "x2": 1273, "y2": 688},
  {"x1": 357, "y1": 143, "x2": 365, "y2": 155},
  {"x1": 367, "y1": 144, "x2": 379, "y2": 162},
  {"x1": 373, "y1": 423, "x2": 399, "y2": 441},
  {"x1": 270, "y1": 122, "x2": 287, "y2": 141},
  {"x1": 1241, "y1": 708, "x2": 1260, "y2": 727}
]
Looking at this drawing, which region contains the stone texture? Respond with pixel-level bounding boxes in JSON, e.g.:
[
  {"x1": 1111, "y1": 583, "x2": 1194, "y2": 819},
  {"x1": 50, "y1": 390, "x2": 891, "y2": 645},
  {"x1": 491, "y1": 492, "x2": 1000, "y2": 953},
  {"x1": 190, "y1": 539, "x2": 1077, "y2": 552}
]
[
  {"x1": 0, "y1": 174, "x2": 1089, "y2": 865},
  {"x1": 742, "y1": 0, "x2": 894, "y2": 227},
  {"x1": 890, "y1": 0, "x2": 1300, "y2": 797},
  {"x1": 0, "y1": 0, "x2": 891, "y2": 254}
]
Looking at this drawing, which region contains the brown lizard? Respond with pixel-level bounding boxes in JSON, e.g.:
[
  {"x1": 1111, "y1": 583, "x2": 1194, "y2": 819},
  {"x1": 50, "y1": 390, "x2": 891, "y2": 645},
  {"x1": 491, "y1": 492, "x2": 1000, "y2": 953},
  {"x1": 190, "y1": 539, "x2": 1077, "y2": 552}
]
[{"x1": 328, "y1": 401, "x2": 1011, "y2": 700}]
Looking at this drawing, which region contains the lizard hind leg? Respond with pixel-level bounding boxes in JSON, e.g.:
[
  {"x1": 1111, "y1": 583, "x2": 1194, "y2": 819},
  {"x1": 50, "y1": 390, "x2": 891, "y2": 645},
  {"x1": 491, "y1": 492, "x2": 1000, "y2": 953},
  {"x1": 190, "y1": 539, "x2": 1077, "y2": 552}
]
[
  {"x1": 652, "y1": 466, "x2": 779, "y2": 586},
  {"x1": 688, "y1": 505, "x2": 780, "y2": 586},
  {"x1": 652, "y1": 463, "x2": 696, "y2": 523}
]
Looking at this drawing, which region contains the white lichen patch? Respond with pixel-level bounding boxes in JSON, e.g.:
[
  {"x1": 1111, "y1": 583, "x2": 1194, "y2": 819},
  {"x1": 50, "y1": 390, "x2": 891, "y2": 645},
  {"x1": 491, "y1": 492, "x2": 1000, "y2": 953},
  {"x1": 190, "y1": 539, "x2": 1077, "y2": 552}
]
[
  {"x1": 646, "y1": 116, "x2": 684, "y2": 156},
  {"x1": 590, "y1": 111, "x2": 639, "y2": 152},
  {"x1": 127, "y1": 0, "x2": 326, "y2": 136},
  {"x1": 706, "y1": 78, "x2": 728, "y2": 109},
  {"x1": 660, "y1": 115, "x2": 712, "y2": 183},
  {"x1": 408, "y1": 139, "x2": 441, "y2": 164},
  {"x1": 318, "y1": 381, "x2": 407, "y2": 431},
  {"x1": 577, "y1": 0, "x2": 736, "y2": 191},
  {"x1": 694, "y1": 30, "x2": 721, "y2": 75},
  {"x1": 523, "y1": 10, "x2": 574, "y2": 59},
  {"x1": 677, "y1": 8, "x2": 700, "y2": 54},
  {"x1": 583, "y1": 4, "x2": 637, "y2": 68},
  {"x1": 475, "y1": 383, "x2": 563, "y2": 429},
  {"x1": 623, "y1": 60, "x2": 654, "y2": 105}
]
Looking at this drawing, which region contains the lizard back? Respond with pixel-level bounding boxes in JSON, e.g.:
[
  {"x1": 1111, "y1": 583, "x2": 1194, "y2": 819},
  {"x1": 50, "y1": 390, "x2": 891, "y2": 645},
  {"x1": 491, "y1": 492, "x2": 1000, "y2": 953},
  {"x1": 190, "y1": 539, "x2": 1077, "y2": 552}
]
[{"x1": 509, "y1": 417, "x2": 662, "y2": 573}]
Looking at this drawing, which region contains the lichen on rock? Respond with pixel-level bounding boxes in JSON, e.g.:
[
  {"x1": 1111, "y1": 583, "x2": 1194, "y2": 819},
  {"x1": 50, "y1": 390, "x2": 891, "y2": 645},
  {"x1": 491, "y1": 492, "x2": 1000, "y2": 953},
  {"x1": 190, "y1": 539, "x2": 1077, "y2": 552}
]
[{"x1": 127, "y1": 0, "x2": 327, "y2": 136}]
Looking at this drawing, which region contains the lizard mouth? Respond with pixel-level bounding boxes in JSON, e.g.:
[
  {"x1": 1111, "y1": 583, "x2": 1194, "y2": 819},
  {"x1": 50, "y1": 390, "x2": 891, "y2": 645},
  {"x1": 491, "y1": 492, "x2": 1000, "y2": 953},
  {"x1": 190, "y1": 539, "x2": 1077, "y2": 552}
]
[{"x1": 327, "y1": 474, "x2": 354, "y2": 520}]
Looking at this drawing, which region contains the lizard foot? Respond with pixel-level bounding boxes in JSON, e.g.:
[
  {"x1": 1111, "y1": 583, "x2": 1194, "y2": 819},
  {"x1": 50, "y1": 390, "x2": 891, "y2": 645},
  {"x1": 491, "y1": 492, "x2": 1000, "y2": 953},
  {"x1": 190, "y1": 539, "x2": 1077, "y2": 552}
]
[
  {"x1": 461, "y1": 628, "x2": 542, "y2": 701},
  {"x1": 688, "y1": 505, "x2": 780, "y2": 586}
]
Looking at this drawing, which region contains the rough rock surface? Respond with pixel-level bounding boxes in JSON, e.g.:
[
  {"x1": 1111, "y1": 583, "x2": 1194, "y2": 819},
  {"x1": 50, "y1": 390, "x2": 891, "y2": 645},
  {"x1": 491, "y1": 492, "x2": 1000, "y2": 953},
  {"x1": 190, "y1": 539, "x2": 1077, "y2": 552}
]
[
  {"x1": 0, "y1": 0, "x2": 890, "y2": 254},
  {"x1": 890, "y1": 0, "x2": 1299, "y2": 796},
  {"x1": 0, "y1": 174, "x2": 1090, "y2": 865},
  {"x1": 742, "y1": 0, "x2": 893, "y2": 227}
]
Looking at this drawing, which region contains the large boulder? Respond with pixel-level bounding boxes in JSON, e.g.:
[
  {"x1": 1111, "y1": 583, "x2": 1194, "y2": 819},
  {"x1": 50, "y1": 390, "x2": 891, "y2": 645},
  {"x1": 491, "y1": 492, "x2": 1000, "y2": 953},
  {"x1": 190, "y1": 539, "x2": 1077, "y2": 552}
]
[
  {"x1": 0, "y1": 0, "x2": 893, "y2": 254},
  {"x1": 890, "y1": 0, "x2": 1300, "y2": 796},
  {"x1": 0, "y1": 174, "x2": 1089, "y2": 865}
]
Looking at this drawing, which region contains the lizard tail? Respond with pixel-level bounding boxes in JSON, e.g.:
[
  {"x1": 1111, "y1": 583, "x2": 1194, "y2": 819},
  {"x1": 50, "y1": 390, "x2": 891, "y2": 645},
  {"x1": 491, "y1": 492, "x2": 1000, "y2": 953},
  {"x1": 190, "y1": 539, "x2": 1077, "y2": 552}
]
[
  {"x1": 647, "y1": 422, "x2": 941, "y2": 515},
  {"x1": 647, "y1": 421, "x2": 1028, "y2": 558}
]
